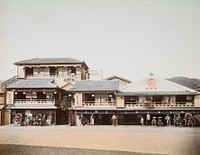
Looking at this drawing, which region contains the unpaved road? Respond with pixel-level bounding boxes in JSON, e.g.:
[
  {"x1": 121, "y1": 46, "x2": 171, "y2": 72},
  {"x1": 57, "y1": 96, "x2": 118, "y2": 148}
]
[{"x1": 0, "y1": 125, "x2": 200, "y2": 155}]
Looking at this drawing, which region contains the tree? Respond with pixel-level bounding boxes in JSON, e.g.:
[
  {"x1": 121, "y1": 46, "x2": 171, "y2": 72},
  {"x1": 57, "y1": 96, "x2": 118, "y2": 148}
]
[
  {"x1": 60, "y1": 96, "x2": 69, "y2": 112},
  {"x1": 60, "y1": 96, "x2": 75, "y2": 126}
]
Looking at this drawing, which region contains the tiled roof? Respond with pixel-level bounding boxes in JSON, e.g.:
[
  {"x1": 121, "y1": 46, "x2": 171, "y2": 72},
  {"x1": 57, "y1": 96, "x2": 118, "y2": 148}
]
[
  {"x1": 69, "y1": 80, "x2": 119, "y2": 92},
  {"x1": 119, "y1": 76, "x2": 199, "y2": 95},
  {"x1": 105, "y1": 75, "x2": 132, "y2": 83},
  {"x1": 14, "y1": 58, "x2": 89, "y2": 69},
  {"x1": 0, "y1": 76, "x2": 18, "y2": 89},
  {"x1": 7, "y1": 79, "x2": 57, "y2": 89}
]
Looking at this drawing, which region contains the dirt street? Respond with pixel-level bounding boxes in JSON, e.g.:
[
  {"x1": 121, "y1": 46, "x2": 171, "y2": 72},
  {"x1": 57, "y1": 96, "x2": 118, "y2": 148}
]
[{"x1": 0, "y1": 125, "x2": 200, "y2": 155}]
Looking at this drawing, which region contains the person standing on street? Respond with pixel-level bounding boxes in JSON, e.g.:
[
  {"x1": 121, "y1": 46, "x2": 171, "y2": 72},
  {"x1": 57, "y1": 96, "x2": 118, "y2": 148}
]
[{"x1": 112, "y1": 114, "x2": 117, "y2": 126}]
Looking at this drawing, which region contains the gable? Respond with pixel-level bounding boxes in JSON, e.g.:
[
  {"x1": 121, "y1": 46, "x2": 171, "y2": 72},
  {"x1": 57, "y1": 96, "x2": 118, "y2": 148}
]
[
  {"x1": 62, "y1": 83, "x2": 74, "y2": 90},
  {"x1": 119, "y1": 76, "x2": 198, "y2": 95}
]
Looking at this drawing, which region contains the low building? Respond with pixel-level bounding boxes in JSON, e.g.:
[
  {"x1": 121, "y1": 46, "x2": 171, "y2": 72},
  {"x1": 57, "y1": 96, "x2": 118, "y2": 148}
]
[
  {"x1": 69, "y1": 75, "x2": 200, "y2": 126},
  {"x1": 116, "y1": 76, "x2": 200, "y2": 125},
  {"x1": 69, "y1": 80, "x2": 119, "y2": 125}
]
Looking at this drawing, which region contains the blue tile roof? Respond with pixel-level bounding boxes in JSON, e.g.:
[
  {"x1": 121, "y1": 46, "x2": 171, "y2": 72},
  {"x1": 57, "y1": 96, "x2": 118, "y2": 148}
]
[
  {"x1": 7, "y1": 79, "x2": 57, "y2": 89},
  {"x1": 69, "y1": 80, "x2": 119, "y2": 91},
  {"x1": 14, "y1": 58, "x2": 89, "y2": 69}
]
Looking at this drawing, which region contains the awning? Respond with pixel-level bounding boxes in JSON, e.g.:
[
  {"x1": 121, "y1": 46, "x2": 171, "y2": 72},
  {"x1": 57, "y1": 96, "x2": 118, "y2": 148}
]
[
  {"x1": 6, "y1": 104, "x2": 59, "y2": 110},
  {"x1": 70, "y1": 107, "x2": 117, "y2": 114},
  {"x1": 70, "y1": 107, "x2": 117, "y2": 111},
  {"x1": 117, "y1": 107, "x2": 200, "y2": 114}
]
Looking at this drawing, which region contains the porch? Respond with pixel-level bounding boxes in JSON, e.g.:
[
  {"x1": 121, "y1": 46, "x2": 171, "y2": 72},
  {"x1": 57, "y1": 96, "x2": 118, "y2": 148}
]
[
  {"x1": 125, "y1": 102, "x2": 194, "y2": 108},
  {"x1": 82, "y1": 93, "x2": 116, "y2": 107},
  {"x1": 14, "y1": 99, "x2": 55, "y2": 104}
]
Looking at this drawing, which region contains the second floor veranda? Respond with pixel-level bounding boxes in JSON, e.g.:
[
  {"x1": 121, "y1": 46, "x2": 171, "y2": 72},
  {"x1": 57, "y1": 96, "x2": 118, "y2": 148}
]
[
  {"x1": 13, "y1": 91, "x2": 59, "y2": 105},
  {"x1": 24, "y1": 66, "x2": 83, "y2": 79},
  {"x1": 124, "y1": 95, "x2": 195, "y2": 108},
  {"x1": 72, "y1": 93, "x2": 116, "y2": 107}
]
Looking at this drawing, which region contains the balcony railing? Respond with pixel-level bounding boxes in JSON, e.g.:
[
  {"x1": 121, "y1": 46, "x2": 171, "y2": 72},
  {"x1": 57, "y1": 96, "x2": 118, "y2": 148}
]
[
  {"x1": 125, "y1": 102, "x2": 194, "y2": 108},
  {"x1": 82, "y1": 101, "x2": 116, "y2": 106},
  {"x1": 26, "y1": 73, "x2": 81, "y2": 78},
  {"x1": 14, "y1": 99, "x2": 55, "y2": 104}
]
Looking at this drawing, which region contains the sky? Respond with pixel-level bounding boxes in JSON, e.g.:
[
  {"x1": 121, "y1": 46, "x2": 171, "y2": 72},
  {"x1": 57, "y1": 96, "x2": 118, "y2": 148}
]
[{"x1": 0, "y1": 0, "x2": 200, "y2": 81}]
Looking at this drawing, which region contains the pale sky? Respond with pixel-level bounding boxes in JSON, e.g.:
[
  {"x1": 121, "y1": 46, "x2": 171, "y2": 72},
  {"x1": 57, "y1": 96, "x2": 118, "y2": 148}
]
[{"x1": 0, "y1": 0, "x2": 200, "y2": 81}]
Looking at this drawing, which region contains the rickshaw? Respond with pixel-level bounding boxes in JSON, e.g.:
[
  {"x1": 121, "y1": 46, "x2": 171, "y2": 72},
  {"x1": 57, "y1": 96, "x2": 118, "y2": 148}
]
[
  {"x1": 34, "y1": 113, "x2": 43, "y2": 126},
  {"x1": 12, "y1": 113, "x2": 23, "y2": 126},
  {"x1": 157, "y1": 117, "x2": 164, "y2": 126},
  {"x1": 174, "y1": 115, "x2": 183, "y2": 127},
  {"x1": 151, "y1": 117, "x2": 157, "y2": 126},
  {"x1": 184, "y1": 113, "x2": 195, "y2": 127}
]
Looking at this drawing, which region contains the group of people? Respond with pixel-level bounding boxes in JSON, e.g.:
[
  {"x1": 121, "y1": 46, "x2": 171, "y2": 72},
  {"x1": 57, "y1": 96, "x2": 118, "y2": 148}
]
[
  {"x1": 12, "y1": 113, "x2": 53, "y2": 126},
  {"x1": 140, "y1": 114, "x2": 196, "y2": 127}
]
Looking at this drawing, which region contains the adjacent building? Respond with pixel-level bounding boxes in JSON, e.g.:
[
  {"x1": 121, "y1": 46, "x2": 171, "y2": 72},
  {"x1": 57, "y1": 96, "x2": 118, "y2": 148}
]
[
  {"x1": 68, "y1": 80, "x2": 119, "y2": 125},
  {"x1": 0, "y1": 87, "x2": 5, "y2": 126},
  {"x1": 69, "y1": 75, "x2": 200, "y2": 125},
  {"x1": 3, "y1": 58, "x2": 89, "y2": 125}
]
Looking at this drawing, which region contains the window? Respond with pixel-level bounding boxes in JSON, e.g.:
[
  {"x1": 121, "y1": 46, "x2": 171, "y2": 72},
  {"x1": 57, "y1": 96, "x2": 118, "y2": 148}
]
[{"x1": 125, "y1": 96, "x2": 139, "y2": 104}]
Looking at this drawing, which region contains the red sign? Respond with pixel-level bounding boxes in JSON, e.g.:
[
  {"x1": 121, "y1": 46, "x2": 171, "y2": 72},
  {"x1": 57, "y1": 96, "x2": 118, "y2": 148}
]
[
  {"x1": 147, "y1": 78, "x2": 156, "y2": 87},
  {"x1": 146, "y1": 79, "x2": 157, "y2": 90}
]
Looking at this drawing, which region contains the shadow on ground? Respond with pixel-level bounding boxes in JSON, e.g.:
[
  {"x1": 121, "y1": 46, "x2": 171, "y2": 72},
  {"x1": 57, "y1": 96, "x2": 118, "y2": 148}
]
[{"x1": 0, "y1": 144, "x2": 165, "y2": 155}]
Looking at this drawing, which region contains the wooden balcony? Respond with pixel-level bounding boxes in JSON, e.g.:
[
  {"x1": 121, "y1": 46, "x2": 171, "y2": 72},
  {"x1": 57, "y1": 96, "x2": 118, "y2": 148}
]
[
  {"x1": 26, "y1": 73, "x2": 81, "y2": 78},
  {"x1": 125, "y1": 102, "x2": 194, "y2": 108},
  {"x1": 82, "y1": 101, "x2": 116, "y2": 107},
  {"x1": 14, "y1": 99, "x2": 55, "y2": 104}
]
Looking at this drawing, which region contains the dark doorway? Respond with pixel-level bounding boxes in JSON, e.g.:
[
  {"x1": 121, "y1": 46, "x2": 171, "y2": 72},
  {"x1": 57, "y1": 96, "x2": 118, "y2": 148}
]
[{"x1": 101, "y1": 114, "x2": 112, "y2": 125}]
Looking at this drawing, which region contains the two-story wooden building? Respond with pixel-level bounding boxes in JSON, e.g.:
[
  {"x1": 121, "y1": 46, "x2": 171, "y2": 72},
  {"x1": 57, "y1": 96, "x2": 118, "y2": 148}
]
[
  {"x1": 68, "y1": 80, "x2": 119, "y2": 125},
  {"x1": 116, "y1": 76, "x2": 200, "y2": 125},
  {"x1": 4, "y1": 58, "x2": 89, "y2": 125}
]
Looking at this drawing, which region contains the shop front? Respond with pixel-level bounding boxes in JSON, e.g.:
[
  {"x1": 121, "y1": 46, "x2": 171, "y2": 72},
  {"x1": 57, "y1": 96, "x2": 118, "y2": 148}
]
[
  {"x1": 11, "y1": 109, "x2": 56, "y2": 126},
  {"x1": 6, "y1": 103, "x2": 61, "y2": 126},
  {"x1": 74, "y1": 109, "x2": 117, "y2": 125}
]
